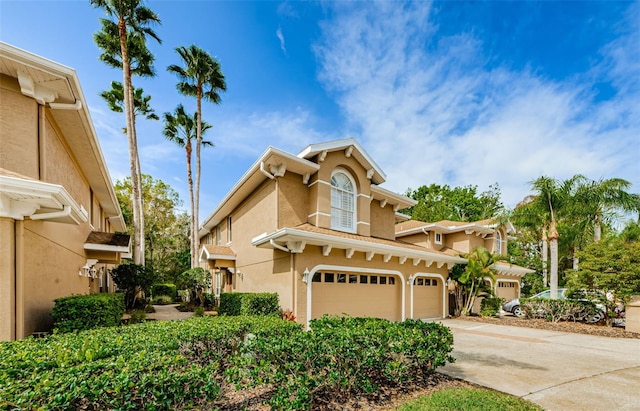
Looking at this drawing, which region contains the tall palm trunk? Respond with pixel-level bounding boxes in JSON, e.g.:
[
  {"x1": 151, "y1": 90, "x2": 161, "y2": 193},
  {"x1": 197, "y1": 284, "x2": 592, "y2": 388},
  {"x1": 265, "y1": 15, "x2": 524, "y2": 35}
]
[
  {"x1": 548, "y1": 219, "x2": 559, "y2": 299},
  {"x1": 185, "y1": 140, "x2": 197, "y2": 269},
  {"x1": 193, "y1": 87, "x2": 203, "y2": 268},
  {"x1": 594, "y1": 213, "x2": 602, "y2": 242},
  {"x1": 119, "y1": 17, "x2": 144, "y2": 265},
  {"x1": 541, "y1": 225, "x2": 548, "y2": 286}
]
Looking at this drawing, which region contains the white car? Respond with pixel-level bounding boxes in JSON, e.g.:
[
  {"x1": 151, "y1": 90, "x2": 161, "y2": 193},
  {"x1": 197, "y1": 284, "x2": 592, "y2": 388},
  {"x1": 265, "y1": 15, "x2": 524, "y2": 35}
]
[{"x1": 502, "y1": 288, "x2": 568, "y2": 317}]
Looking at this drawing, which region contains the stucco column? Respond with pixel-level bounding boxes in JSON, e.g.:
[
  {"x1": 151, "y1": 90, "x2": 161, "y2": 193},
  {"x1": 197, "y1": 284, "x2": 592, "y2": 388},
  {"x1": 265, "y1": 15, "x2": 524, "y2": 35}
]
[{"x1": 0, "y1": 217, "x2": 16, "y2": 341}]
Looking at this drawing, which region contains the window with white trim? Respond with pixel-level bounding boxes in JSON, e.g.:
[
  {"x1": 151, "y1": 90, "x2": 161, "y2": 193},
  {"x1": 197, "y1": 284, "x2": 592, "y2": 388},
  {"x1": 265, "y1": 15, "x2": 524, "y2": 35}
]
[
  {"x1": 330, "y1": 170, "x2": 356, "y2": 232},
  {"x1": 434, "y1": 232, "x2": 442, "y2": 245},
  {"x1": 495, "y1": 230, "x2": 502, "y2": 255},
  {"x1": 215, "y1": 226, "x2": 221, "y2": 246}
]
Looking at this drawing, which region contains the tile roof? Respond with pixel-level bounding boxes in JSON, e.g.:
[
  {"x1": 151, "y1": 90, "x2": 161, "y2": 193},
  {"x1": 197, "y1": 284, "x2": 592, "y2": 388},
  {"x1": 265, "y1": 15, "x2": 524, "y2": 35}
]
[
  {"x1": 202, "y1": 245, "x2": 235, "y2": 257},
  {"x1": 85, "y1": 231, "x2": 130, "y2": 247}
]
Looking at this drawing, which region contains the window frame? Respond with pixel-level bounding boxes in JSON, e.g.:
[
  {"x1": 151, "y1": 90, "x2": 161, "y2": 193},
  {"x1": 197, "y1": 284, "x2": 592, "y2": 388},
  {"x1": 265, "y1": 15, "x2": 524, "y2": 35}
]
[{"x1": 330, "y1": 168, "x2": 357, "y2": 233}]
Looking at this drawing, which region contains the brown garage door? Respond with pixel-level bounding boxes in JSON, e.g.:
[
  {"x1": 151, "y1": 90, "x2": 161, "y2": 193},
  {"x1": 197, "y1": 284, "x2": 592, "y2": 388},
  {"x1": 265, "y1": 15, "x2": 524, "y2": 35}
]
[
  {"x1": 412, "y1": 277, "x2": 442, "y2": 319},
  {"x1": 496, "y1": 281, "x2": 518, "y2": 301},
  {"x1": 311, "y1": 271, "x2": 402, "y2": 321}
]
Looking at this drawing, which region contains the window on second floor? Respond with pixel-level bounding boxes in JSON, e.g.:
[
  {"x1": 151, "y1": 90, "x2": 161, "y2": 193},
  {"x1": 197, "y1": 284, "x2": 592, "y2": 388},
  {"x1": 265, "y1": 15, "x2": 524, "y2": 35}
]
[
  {"x1": 496, "y1": 230, "x2": 503, "y2": 254},
  {"x1": 330, "y1": 170, "x2": 356, "y2": 233},
  {"x1": 434, "y1": 232, "x2": 442, "y2": 245},
  {"x1": 227, "y1": 216, "x2": 233, "y2": 243},
  {"x1": 215, "y1": 226, "x2": 221, "y2": 246}
]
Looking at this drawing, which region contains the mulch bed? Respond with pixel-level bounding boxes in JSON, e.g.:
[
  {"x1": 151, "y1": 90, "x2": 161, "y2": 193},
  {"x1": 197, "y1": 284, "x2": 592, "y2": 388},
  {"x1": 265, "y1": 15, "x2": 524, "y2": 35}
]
[{"x1": 458, "y1": 315, "x2": 640, "y2": 339}]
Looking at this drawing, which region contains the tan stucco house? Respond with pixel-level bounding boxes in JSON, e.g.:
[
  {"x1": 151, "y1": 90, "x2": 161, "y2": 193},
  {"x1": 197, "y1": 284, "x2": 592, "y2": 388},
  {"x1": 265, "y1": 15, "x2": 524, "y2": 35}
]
[
  {"x1": 199, "y1": 138, "x2": 533, "y2": 325},
  {"x1": 0, "y1": 43, "x2": 129, "y2": 340}
]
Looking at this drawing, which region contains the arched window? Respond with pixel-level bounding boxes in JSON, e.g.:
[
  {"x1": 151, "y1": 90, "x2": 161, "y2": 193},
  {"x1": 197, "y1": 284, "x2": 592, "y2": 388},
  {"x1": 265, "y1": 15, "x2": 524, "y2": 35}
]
[
  {"x1": 331, "y1": 170, "x2": 356, "y2": 232},
  {"x1": 495, "y1": 230, "x2": 503, "y2": 255}
]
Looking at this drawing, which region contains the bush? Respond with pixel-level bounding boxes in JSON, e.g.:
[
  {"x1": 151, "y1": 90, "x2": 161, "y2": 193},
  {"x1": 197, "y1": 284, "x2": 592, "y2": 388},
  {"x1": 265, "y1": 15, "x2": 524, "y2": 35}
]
[
  {"x1": 219, "y1": 293, "x2": 279, "y2": 316},
  {"x1": 202, "y1": 293, "x2": 216, "y2": 310},
  {"x1": 480, "y1": 297, "x2": 503, "y2": 317},
  {"x1": 0, "y1": 316, "x2": 300, "y2": 410},
  {"x1": 152, "y1": 295, "x2": 174, "y2": 305},
  {"x1": 51, "y1": 293, "x2": 125, "y2": 333},
  {"x1": 232, "y1": 315, "x2": 455, "y2": 409},
  {"x1": 129, "y1": 309, "x2": 146, "y2": 323},
  {"x1": 521, "y1": 298, "x2": 599, "y2": 323},
  {"x1": 152, "y1": 284, "x2": 177, "y2": 301}
]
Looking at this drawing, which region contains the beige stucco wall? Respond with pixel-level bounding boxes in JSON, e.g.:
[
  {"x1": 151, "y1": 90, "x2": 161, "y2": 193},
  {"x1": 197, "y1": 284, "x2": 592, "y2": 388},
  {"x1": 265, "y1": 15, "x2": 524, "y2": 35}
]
[
  {"x1": 278, "y1": 172, "x2": 308, "y2": 229},
  {"x1": 1, "y1": 75, "x2": 120, "y2": 339},
  {"x1": 446, "y1": 232, "x2": 485, "y2": 254},
  {"x1": 369, "y1": 200, "x2": 396, "y2": 240},
  {"x1": 0, "y1": 75, "x2": 39, "y2": 178},
  {"x1": 0, "y1": 218, "x2": 16, "y2": 341}
]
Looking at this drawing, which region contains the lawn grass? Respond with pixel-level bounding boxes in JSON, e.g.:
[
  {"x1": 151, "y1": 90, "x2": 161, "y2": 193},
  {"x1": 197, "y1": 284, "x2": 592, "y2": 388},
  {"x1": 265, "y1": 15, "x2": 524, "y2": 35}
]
[{"x1": 398, "y1": 387, "x2": 543, "y2": 411}]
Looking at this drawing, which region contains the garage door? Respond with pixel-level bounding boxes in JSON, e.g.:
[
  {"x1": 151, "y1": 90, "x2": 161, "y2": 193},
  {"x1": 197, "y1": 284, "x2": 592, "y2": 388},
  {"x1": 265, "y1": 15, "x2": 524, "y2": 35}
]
[
  {"x1": 412, "y1": 277, "x2": 443, "y2": 319},
  {"x1": 496, "y1": 281, "x2": 518, "y2": 301},
  {"x1": 311, "y1": 271, "x2": 402, "y2": 321}
]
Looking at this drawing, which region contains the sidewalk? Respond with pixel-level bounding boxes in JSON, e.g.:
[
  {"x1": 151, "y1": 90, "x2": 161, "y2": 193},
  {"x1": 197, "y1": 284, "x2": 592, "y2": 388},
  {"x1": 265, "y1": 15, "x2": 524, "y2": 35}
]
[
  {"x1": 145, "y1": 304, "x2": 193, "y2": 321},
  {"x1": 437, "y1": 318, "x2": 640, "y2": 411}
]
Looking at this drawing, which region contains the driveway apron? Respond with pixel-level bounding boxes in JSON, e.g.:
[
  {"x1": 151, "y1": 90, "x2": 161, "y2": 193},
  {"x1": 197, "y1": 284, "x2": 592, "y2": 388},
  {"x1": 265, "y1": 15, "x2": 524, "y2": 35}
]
[{"x1": 436, "y1": 319, "x2": 640, "y2": 411}]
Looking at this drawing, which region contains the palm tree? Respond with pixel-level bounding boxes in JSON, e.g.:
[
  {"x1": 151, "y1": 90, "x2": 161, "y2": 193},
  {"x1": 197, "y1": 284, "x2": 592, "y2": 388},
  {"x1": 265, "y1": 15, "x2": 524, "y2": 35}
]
[
  {"x1": 100, "y1": 81, "x2": 159, "y2": 128},
  {"x1": 521, "y1": 176, "x2": 584, "y2": 298},
  {"x1": 458, "y1": 247, "x2": 497, "y2": 315},
  {"x1": 91, "y1": 0, "x2": 161, "y2": 265},
  {"x1": 573, "y1": 178, "x2": 640, "y2": 242},
  {"x1": 163, "y1": 104, "x2": 213, "y2": 268},
  {"x1": 167, "y1": 45, "x2": 226, "y2": 264}
]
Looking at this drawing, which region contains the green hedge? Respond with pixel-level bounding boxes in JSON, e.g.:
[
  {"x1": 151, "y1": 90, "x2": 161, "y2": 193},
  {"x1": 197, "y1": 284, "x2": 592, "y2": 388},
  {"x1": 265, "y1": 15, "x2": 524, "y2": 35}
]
[
  {"x1": 480, "y1": 297, "x2": 503, "y2": 317},
  {"x1": 151, "y1": 284, "x2": 177, "y2": 300},
  {"x1": 0, "y1": 317, "x2": 299, "y2": 410},
  {"x1": 1, "y1": 315, "x2": 454, "y2": 410},
  {"x1": 218, "y1": 292, "x2": 279, "y2": 316},
  {"x1": 231, "y1": 315, "x2": 455, "y2": 409},
  {"x1": 51, "y1": 293, "x2": 125, "y2": 333}
]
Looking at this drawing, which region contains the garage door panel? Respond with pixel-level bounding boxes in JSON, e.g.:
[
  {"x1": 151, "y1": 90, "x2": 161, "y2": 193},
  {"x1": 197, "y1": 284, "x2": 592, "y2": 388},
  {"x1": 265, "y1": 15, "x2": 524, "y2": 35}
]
[
  {"x1": 312, "y1": 273, "x2": 401, "y2": 321},
  {"x1": 412, "y1": 278, "x2": 442, "y2": 319}
]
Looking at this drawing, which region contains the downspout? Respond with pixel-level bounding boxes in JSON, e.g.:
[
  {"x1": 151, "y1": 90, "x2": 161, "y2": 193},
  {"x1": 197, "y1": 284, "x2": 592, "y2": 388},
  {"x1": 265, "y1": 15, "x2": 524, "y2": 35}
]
[
  {"x1": 291, "y1": 253, "x2": 296, "y2": 318},
  {"x1": 15, "y1": 221, "x2": 24, "y2": 339},
  {"x1": 259, "y1": 162, "x2": 275, "y2": 179},
  {"x1": 270, "y1": 239, "x2": 290, "y2": 253},
  {"x1": 29, "y1": 205, "x2": 71, "y2": 221}
]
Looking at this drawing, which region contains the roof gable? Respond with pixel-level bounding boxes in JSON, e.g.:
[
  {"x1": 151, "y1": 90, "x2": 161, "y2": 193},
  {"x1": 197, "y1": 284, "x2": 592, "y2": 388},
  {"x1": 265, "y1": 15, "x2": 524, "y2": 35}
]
[{"x1": 297, "y1": 138, "x2": 386, "y2": 184}]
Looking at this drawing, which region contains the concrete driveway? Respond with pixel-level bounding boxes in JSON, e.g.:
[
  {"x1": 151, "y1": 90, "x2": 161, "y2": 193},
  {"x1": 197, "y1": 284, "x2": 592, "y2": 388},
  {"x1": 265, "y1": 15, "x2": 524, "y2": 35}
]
[{"x1": 437, "y1": 319, "x2": 640, "y2": 411}]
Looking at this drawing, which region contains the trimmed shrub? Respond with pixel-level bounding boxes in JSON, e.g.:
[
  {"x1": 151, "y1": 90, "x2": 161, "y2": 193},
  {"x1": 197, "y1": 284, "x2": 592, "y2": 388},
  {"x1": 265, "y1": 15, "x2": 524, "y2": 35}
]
[
  {"x1": 218, "y1": 293, "x2": 242, "y2": 315},
  {"x1": 0, "y1": 316, "x2": 298, "y2": 410},
  {"x1": 219, "y1": 292, "x2": 280, "y2": 317},
  {"x1": 232, "y1": 315, "x2": 455, "y2": 409},
  {"x1": 152, "y1": 284, "x2": 177, "y2": 301},
  {"x1": 480, "y1": 297, "x2": 503, "y2": 317},
  {"x1": 129, "y1": 309, "x2": 146, "y2": 323},
  {"x1": 51, "y1": 293, "x2": 125, "y2": 333},
  {"x1": 202, "y1": 293, "x2": 216, "y2": 309},
  {"x1": 152, "y1": 295, "x2": 174, "y2": 305},
  {"x1": 521, "y1": 298, "x2": 600, "y2": 323}
]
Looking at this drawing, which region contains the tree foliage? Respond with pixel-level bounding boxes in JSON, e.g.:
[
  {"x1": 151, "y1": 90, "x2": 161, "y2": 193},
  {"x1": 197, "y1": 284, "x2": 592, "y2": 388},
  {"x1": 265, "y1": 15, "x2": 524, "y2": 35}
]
[
  {"x1": 177, "y1": 267, "x2": 211, "y2": 306},
  {"x1": 449, "y1": 247, "x2": 498, "y2": 316},
  {"x1": 92, "y1": 0, "x2": 161, "y2": 265},
  {"x1": 168, "y1": 44, "x2": 226, "y2": 268},
  {"x1": 110, "y1": 262, "x2": 155, "y2": 309},
  {"x1": 405, "y1": 183, "x2": 503, "y2": 222},
  {"x1": 115, "y1": 175, "x2": 190, "y2": 282}
]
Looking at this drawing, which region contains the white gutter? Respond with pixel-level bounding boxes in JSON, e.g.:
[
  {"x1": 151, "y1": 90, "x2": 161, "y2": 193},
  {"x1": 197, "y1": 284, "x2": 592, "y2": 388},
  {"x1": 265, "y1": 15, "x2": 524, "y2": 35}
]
[
  {"x1": 270, "y1": 239, "x2": 291, "y2": 253},
  {"x1": 49, "y1": 100, "x2": 82, "y2": 110},
  {"x1": 259, "y1": 161, "x2": 275, "y2": 179},
  {"x1": 29, "y1": 205, "x2": 71, "y2": 221}
]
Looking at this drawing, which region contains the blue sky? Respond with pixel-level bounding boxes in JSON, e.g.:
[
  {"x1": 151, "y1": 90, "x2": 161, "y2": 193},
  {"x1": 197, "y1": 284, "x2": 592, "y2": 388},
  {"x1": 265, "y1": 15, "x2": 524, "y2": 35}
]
[{"x1": 2, "y1": 1, "x2": 639, "y2": 223}]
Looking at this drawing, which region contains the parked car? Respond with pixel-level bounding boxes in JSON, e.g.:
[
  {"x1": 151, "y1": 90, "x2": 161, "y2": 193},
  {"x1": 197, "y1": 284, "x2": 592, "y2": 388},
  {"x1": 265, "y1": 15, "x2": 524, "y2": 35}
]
[
  {"x1": 503, "y1": 288, "x2": 605, "y2": 323},
  {"x1": 503, "y1": 288, "x2": 568, "y2": 317}
]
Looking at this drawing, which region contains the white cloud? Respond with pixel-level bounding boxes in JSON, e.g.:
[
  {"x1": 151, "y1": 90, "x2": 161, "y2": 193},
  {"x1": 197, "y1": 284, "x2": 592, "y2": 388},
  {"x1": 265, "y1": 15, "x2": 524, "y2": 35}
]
[
  {"x1": 314, "y1": 2, "x2": 640, "y2": 208},
  {"x1": 276, "y1": 27, "x2": 287, "y2": 55}
]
